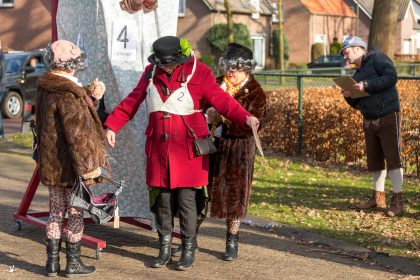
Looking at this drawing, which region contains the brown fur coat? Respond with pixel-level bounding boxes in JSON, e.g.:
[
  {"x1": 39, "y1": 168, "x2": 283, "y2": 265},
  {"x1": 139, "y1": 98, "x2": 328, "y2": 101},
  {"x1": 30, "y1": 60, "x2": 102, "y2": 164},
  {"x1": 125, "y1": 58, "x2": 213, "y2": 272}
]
[
  {"x1": 210, "y1": 74, "x2": 267, "y2": 219},
  {"x1": 35, "y1": 72, "x2": 107, "y2": 187}
]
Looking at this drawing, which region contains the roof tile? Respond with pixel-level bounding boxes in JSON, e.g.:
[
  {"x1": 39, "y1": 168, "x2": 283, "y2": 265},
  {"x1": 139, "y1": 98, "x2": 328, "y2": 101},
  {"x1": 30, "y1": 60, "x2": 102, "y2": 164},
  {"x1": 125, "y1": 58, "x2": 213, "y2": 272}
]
[{"x1": 301, "y1": 0, "x2": 357, "y2": 17}]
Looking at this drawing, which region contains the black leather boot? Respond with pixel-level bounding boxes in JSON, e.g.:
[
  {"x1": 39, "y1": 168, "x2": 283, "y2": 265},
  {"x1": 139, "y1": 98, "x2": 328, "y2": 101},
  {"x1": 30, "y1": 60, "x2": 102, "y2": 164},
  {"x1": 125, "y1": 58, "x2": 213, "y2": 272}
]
[
  {"x1": 65, "y1": 241, "x2": 96, "y2": 278},
  {"x1": 175, "y1": 237, "x2": 196, "y2": 271},
  {"x1": 171, "y1": 240, "x2": 199, "y2": 257},
  {"x1": 45, "y1": 238, "x2": 61, "y2": 277},
  {"x1": 172, "y1": 216, "x2": 204, "y2": 257},
  {"x1": 223, "y1": 232, "x2": 239, "y2": 261},
  {"x1": 152, "y1": 234, "x2": 172, "y2": 268}
]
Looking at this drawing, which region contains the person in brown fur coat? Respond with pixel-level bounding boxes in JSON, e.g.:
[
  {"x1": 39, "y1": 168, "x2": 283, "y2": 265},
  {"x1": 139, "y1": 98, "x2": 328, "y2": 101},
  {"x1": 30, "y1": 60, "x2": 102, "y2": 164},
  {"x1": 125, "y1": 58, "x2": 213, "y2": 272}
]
[
  {"x1": 207, "y1": 43, "x2": 267, "y2": 261},
  {"x1": 35, "y1": 40, "x2": 107, "y2": 278}
]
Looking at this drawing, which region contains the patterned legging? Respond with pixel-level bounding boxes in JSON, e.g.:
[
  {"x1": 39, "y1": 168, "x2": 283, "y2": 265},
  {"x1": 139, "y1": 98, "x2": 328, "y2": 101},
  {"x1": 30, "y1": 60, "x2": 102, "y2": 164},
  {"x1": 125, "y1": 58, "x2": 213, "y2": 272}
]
[
  {"x1": 46, "y1": 187, "x2": 84, "y2": 243},
  {"x1": 226, "y1": 219, "x2": 241, "y2": 234}
]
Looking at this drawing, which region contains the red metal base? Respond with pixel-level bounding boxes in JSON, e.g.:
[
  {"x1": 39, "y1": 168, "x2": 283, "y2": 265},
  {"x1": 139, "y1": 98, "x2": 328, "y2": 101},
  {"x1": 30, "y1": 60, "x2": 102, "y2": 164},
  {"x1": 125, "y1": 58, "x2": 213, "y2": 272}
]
[{"x1": 13, "y1": 165, "x2": 180, "y2": 254}]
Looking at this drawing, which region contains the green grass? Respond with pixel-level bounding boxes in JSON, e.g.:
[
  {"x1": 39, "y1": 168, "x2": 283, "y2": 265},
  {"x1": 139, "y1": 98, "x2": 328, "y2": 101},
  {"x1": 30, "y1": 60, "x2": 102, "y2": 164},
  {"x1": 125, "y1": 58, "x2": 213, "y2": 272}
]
[
  {"x1": 2, "y1": 132, "x2": 33, "y2": 147},
  {"x1": 250, "y1": 156, "x2": 420, "y2": 261}
]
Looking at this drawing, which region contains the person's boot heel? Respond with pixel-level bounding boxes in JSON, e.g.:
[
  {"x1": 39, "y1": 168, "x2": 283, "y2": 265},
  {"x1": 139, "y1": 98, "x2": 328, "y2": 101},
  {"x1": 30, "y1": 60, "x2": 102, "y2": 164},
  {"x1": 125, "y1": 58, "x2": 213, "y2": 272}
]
[{"x1": 45, "y1": 238, "x2": 61, "y2": 277}]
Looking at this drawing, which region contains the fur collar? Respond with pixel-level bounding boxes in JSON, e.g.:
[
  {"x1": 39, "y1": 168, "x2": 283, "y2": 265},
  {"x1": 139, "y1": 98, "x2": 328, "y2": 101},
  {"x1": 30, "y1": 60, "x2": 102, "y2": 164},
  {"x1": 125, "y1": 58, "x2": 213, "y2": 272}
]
[
  {"x1": 216, "y1": 74, "x2": 261, "y2": 99},
  {"x1": 38, "y1": 72, "x2": 86, "y2": 98}
]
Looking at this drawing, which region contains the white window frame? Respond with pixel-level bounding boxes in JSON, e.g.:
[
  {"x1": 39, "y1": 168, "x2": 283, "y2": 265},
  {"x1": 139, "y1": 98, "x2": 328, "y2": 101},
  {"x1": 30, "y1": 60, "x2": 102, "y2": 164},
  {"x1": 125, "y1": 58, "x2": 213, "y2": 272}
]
[
  {"x1": 250, "y1": 0, "x2": 260, "y2": 19},
  {"x1": 0, "y1": 0, "x2": 14, "y2": 8},
  {"x1": 251, "y1": 35, "x2": 265, "y2": 69},
  {"x1": 178, "y1": 0, "x2": 186, "y2": 17},
  {"x1": 403, "y1": 38, "x2": 412, "y2": 54},
  {"x1": 272, "y1": 3, "x2": 279, "y2": 23}
]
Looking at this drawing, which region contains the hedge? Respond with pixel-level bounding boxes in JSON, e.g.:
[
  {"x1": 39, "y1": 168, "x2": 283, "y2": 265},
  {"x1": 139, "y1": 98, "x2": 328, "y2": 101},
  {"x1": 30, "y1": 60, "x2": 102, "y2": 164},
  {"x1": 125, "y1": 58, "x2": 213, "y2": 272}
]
[{"x1": 259, "y1": 80, "x2": 419, "y2": 174}]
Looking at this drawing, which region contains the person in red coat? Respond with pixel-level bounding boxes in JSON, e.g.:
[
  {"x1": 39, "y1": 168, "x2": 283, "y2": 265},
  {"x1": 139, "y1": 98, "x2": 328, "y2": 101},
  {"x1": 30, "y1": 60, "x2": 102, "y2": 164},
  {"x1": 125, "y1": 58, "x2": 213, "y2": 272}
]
[{"x1": 104, "y1": 36, "x2": 259, "y2": 270}]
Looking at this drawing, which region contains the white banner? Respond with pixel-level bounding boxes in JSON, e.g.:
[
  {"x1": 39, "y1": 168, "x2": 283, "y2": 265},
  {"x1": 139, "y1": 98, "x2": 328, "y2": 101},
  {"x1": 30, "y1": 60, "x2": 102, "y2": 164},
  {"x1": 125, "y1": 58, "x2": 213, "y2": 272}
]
[{"x1": 111, "y1": 20, "x2": 138, "y2": 61}]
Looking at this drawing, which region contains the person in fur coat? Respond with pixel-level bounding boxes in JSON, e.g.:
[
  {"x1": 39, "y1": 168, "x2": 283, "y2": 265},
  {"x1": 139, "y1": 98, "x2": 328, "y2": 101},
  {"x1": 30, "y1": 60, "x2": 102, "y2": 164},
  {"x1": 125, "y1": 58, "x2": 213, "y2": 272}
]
[
  {"x1": 208, "y1": 43, "x2": 267, "y2": 261},
  {"x1": 36, "y1": 40, "x2": 107, "y2": 278}
]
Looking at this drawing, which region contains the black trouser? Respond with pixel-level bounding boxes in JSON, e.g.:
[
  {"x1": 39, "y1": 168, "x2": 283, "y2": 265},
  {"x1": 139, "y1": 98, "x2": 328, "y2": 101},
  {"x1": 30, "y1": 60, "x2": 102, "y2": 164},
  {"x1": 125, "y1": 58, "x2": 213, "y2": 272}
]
[{"x1": 155, "y1": 188, "x2": 197, "y2": 238}]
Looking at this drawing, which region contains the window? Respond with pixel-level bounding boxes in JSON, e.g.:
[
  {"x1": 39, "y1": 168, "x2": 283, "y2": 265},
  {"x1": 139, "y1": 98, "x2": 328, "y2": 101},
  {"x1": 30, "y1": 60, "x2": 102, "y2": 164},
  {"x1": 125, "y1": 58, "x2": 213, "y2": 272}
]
[
  {"x1": 252, "y1": 36, "x2": 265, "y2": 69},
  {"x1": 271, "y1": 2, "x2": 285, "y2": 23},
  {"x1": 0, "y1": 0, "x2": 14, "y2": 8},
  {"x1": 403, "y1": 38, "x2": 412, "y2": 54},
  {"x1": 314, "y1": 34, "x2": 326, "y2": 44},
  {"x1": 272, "y1": 3, "x2": 279, "y2": 23},
  {"x1": 178, "y1": 0, "x2": 186, "y2": 17},
  {"x1": 250, "y1": 0, "x2": 259, "y2": 19}
]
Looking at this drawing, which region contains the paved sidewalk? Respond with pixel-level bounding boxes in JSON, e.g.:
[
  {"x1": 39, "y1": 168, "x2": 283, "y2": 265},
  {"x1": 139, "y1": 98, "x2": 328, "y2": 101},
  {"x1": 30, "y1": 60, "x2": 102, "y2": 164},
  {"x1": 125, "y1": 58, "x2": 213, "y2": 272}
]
[{"x1": 0, "y1": 141, "x2": 418, "y2": 280}]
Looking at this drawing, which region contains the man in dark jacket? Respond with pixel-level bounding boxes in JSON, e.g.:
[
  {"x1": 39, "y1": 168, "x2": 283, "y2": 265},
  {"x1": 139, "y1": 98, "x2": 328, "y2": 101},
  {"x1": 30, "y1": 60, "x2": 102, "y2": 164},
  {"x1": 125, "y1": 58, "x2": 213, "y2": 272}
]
[{"x1": 340, "y1": 36, "x2": 403, "y2": 217}]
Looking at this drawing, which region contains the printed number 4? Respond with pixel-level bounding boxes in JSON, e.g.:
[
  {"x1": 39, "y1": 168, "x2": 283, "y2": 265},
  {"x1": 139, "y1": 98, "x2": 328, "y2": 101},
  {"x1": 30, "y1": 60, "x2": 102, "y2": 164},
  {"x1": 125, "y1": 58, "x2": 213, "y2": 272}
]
[{"x1": 117, "y1": 25, "x2": 129, "y2": 49}]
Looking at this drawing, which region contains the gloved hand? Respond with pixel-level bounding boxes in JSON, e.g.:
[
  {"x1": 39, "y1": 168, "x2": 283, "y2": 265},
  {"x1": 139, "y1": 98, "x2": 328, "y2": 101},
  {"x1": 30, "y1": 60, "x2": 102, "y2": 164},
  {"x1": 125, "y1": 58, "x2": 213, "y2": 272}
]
[
  {"x1": 81, "y1": 167, "x2": 101, "y2": 180},
  {"x1": 91, "y1": 78, "x2": 106, "y2": 100},
  {"x1": 246, "y1": 115, "x2": 260, "y2": 129}
]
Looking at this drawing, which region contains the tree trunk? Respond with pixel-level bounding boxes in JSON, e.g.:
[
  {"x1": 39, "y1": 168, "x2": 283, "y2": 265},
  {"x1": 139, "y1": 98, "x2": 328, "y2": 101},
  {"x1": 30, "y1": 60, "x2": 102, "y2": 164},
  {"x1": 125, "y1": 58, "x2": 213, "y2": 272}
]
[
  {"x1": 368, "y1": 0, "x2": 399, "y2": 59},
  {"x1": 278, "y1": 0, "x2": 284, "y2": 71},
  {"x1": 224, "y1": 0, "x2": 234, "y2": 43}
]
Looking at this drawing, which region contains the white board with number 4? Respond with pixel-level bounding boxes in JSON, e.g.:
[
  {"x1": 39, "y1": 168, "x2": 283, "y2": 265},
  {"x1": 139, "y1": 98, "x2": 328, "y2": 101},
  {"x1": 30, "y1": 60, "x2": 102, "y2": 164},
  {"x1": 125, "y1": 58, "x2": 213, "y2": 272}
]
[{"x1": 111, "y1": 20, "x2": 138, "y2": 61}]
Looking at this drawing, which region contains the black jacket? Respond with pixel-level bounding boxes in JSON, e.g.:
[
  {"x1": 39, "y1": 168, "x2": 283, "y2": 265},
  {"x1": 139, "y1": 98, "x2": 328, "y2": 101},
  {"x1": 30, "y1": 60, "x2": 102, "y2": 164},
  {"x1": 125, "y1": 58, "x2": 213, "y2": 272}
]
[{"x1": 345, "y1": 49, "x2": 400, "y2": 119}]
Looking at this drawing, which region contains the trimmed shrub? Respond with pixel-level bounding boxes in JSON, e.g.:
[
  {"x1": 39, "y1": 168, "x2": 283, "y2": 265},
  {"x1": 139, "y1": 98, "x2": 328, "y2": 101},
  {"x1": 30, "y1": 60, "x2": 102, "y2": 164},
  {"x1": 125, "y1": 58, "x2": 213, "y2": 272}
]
[
  {"x1": 207, "y1": 23, "x2": 252, "y2": 54},
  {"x1": 311, "y1": 43, "x2": 325, "y2": 61},
  {"x1": 199, "y1": 54, "x2": 216, "y2": 68},
  {"x1": 330, "y1": 37, "x2": 342, "y2": 55},
  {"x1": 272, "y1": 29, "x2": 289, "y2": 67}
]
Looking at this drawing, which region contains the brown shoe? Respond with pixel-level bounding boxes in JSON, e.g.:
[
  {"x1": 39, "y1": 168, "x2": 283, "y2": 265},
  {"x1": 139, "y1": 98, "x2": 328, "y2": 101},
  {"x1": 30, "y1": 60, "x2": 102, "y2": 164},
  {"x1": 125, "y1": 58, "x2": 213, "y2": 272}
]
[
  {"x1": 386, "y1": 192, "x2": 403, "y2": 217},
  {"x1": 355, "y1": 191, "x2": 387, "y2": 209}
]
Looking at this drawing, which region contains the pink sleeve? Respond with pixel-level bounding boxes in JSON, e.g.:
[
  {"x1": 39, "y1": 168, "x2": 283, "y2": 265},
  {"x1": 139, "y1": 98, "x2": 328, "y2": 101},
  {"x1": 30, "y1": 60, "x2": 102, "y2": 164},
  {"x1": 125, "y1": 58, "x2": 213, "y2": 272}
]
[{"x1": 104, "y1": 71, "x2": 149, "y2": 133}]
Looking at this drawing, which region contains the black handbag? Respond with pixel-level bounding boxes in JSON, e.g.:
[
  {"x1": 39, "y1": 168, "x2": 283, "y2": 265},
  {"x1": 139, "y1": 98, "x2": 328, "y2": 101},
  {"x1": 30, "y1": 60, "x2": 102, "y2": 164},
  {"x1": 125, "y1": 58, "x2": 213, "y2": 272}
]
[
  {"x1": 193, "y1": 138, "x2": 217, "y2": 156},
  {"x1": 69, "y1": 170, "x2": 124, "y2": 224},
  {"x1": 181, "y1": 115, "x2": 217, "y2": 156}
]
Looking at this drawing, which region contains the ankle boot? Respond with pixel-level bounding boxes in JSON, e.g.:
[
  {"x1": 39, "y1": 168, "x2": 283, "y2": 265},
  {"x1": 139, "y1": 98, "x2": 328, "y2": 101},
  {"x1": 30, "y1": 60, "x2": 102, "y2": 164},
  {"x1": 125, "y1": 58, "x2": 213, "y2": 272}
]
[
  {"x1": 152, "y1": 234, "x2": 172, "y2": 268},
  {"x1": 386, "y1": 192, "x2": 403, "y2": 217},
  {"x1": 175, "y1": 237, "x2": 196, "y2": 271},
  {"x1": 172, "y1": 217, "x2": 204, "y2": 257},
  {"x1": 356, "y1": 190, "x2": 386, "y2": 209},
  {"x1": 45, "y1": 238, "x2": 62, "y2": 277},
  {"x1": 65, "y1": 241, "x2": 96, "y2": 278},
  {"x1": 172, "y1": 239, "x2": 200, "y2": 257},
  {"x1": 223, "y1": 232, "x2": 239, "y2": 261}
]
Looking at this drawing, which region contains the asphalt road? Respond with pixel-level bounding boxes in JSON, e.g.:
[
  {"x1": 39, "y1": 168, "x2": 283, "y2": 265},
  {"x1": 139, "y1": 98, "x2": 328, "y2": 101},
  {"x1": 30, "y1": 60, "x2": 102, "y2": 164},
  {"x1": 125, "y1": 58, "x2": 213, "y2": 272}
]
[{"x1": 2, "y1": 116, "x2": 23, "y2": 134}]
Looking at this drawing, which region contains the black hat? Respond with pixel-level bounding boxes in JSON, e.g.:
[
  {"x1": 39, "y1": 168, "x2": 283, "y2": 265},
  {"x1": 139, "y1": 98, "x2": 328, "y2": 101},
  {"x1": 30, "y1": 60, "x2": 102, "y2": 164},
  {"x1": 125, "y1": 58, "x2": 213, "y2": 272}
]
[
  {"x1": 219, "y1": 43, "x2": 256, "y2": 73},
  {"x1": 148, "y1": 36, "x2": 191, "y2": 66},
  {"x1": 223, "y1": 43, "x2": 253, "y2": 61}
]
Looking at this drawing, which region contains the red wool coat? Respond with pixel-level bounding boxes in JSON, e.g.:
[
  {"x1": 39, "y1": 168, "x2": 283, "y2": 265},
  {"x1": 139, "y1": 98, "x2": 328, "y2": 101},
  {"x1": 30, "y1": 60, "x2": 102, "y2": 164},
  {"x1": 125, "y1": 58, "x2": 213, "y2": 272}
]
[{"x1": 105, "y1": 57, "x2": 251, "y2": 188}]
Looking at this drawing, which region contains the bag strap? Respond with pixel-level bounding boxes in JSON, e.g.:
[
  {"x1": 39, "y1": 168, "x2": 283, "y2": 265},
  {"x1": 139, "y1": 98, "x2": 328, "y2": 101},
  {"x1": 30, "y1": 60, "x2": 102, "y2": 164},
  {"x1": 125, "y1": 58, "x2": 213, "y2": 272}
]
[
  {"x1": 30, "y1": 120, "x2": 38, "y2": 151},
  {"x1": 180, "y1": 115, "x2": 198, "y2": 140}
]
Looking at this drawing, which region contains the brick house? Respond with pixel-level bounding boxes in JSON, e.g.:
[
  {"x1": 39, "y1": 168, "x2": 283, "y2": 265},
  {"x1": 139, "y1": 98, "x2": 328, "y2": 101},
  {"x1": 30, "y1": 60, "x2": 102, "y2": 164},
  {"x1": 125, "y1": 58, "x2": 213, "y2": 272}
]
[
  {"x1": 280, "y1": 0, "x2": 357, "y2": 65},
  {"x1": 177, "y1": 0, "x2": 274, "y2": 69},
  {"x1": 344, "y1": 0, "x2": 420, "y2": 56},
  {"x1": 0, "y1": 0, "x2": 52, "y2": 51}
]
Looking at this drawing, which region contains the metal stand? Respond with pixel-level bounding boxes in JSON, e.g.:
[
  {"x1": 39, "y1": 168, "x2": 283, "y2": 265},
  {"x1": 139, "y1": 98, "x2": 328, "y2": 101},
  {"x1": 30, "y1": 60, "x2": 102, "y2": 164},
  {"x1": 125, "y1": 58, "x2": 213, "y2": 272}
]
[{"x1": 13, "y1": 165, "x2": 180, "y2": 259}]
